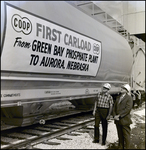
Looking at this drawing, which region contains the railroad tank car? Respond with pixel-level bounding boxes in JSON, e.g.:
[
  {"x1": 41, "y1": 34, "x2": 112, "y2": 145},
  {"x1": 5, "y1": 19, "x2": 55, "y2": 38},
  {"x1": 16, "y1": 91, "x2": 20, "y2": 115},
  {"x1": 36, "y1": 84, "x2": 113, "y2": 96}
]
[{"x1": 1, "y1": 1, "x2": 133, "y2": 126}]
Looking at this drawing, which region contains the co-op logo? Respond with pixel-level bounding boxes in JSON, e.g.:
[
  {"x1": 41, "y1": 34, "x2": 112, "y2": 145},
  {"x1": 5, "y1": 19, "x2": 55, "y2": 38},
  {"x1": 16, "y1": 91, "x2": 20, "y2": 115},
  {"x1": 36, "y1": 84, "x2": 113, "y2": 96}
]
[
  {"x1": 11, "y1": 14, "x2": 32, "y2": 35},
  {"x1": 93, "y1": 43, "x2": 100, "y2": 55}
]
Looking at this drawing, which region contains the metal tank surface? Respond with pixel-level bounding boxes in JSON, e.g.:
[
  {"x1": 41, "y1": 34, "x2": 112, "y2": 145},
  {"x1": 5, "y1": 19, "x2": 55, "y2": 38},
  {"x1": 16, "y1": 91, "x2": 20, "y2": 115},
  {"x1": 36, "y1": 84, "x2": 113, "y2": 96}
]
[{"x1": 1, "y1": 1, "x2": 133, "y2": 126}]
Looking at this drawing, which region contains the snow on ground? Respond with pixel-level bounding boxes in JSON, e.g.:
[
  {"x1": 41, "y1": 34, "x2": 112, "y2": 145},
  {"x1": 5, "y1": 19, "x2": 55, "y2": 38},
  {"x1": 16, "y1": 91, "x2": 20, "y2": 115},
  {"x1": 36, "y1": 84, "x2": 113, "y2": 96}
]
[
  {"x1": 130, "y1": 103, "x2": 145, "y2": 128},
  {"x1": 34, "y1": 102, "x2": 145, "y2": 149}
]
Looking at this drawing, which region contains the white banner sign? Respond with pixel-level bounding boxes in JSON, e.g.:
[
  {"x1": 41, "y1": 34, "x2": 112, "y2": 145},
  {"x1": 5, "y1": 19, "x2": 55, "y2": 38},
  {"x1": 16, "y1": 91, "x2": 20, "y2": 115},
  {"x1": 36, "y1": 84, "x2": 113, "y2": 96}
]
[{"x1": 1, "y1": 4, "x2": 102, "y2": 76}]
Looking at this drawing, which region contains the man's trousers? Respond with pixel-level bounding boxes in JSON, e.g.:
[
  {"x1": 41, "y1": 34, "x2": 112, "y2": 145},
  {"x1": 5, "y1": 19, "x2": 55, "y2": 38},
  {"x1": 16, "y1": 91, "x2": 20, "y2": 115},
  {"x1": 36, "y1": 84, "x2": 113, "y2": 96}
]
[
  {"x1": 94, "y1": 107, "x2": 109, "y2": 144},
  {"x1": 115, "y1": 122, "x2": 131, "y2": 149}
]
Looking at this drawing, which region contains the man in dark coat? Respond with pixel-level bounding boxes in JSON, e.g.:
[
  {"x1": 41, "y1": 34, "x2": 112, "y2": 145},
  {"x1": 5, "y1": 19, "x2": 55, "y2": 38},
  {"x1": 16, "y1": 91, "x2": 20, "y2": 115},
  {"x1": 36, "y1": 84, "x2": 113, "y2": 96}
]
[{"x1": 113, "y1": 84, "x2": 133, "y2": 149}]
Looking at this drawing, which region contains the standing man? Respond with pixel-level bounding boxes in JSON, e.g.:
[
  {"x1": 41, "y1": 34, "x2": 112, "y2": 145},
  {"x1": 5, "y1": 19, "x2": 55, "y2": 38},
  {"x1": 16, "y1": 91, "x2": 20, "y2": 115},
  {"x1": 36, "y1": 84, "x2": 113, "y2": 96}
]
[
  {"x1": 113, "y1": 84, "x2": 133, "y2": 149},
  {"x1": 92, "y1": 83, "x2": 113, "y2": 145}
]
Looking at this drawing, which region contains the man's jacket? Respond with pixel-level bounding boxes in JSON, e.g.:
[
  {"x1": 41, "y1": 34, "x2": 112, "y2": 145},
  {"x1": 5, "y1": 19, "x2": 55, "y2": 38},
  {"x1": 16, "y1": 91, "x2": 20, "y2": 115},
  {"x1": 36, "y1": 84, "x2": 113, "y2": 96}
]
[{"x1": 113, "y1": 93, "x2": 133, "y2": 125}]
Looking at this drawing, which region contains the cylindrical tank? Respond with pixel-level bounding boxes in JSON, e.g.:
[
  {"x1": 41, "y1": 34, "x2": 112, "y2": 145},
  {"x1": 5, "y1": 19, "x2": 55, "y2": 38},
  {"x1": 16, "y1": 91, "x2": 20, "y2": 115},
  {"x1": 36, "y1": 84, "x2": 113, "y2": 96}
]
[{"x1": 1, "y1": 1, "x2": 133, "y2": 126}]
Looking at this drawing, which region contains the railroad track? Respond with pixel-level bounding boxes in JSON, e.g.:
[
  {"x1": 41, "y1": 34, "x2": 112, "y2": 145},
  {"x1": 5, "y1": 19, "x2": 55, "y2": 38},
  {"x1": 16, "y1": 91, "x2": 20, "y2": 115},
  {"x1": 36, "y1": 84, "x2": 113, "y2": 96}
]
[{"x1": 1, "y1": 111, "x2": 95, "y2": 149}]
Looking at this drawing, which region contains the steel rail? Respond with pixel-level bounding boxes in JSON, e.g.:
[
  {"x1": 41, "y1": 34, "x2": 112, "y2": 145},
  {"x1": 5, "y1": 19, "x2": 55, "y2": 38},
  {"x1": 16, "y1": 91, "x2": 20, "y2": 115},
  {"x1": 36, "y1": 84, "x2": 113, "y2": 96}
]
[{"x1": 1, "y1": 118, "x2": 94, "y2": 149}]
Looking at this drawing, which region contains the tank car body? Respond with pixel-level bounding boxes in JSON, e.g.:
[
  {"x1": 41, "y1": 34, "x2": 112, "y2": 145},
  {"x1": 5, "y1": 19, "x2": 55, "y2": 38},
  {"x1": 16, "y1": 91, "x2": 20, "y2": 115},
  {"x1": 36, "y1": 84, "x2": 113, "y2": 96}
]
[{"x1": 1, "y1": 1, "x2": 133, "y2": 126}]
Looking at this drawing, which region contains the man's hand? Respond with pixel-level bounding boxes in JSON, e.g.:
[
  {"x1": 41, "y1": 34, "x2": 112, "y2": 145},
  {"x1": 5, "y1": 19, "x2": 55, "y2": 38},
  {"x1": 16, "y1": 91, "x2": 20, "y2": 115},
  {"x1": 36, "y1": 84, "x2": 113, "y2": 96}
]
[
  {"x1": 106, "y1": 115, "x2": 111, "y2": 120},
  {"x1": 114, "y1": 115, "x2": 120, "y2": 120},
  {"x1": 93, "y1": 111, "x2": 95, "y2": 116}
]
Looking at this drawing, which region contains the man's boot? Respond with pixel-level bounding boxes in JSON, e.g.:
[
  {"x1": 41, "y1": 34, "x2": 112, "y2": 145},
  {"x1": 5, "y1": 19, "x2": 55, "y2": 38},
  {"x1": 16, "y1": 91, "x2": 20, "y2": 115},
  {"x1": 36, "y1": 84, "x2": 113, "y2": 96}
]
[{"x1": 92, "y1": 126, "x2": 99, "y2": 143}]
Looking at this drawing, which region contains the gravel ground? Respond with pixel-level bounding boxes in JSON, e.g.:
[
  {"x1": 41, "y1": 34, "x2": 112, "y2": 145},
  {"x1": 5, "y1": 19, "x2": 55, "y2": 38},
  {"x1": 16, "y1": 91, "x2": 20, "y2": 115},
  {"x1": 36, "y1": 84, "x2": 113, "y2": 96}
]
[{"x1": 34, "y1": 102, "x2": 145, "y2": 149}]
